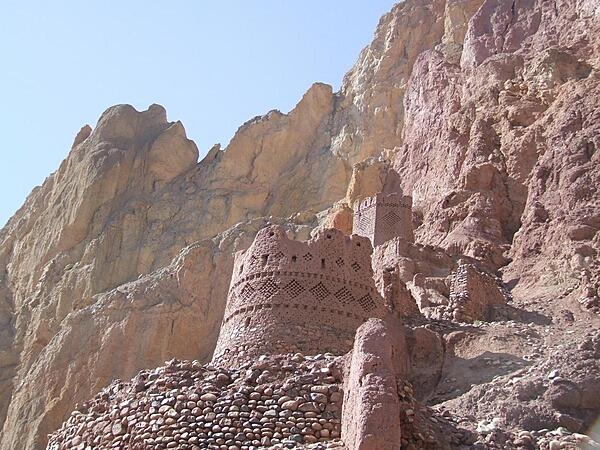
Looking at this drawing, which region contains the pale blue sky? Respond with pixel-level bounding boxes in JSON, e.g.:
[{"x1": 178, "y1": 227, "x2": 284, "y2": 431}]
[{"x1": 0, "y1": 1, "x2": 396, "y2": 226}]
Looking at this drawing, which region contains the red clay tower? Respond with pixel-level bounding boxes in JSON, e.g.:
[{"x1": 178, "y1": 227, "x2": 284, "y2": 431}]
[
  {"x1": 352, "y1": 192, "x2": 414, "y2": 247},
  {"x1": 212, "y1": 225, "x2": 384, "y2": 368}
]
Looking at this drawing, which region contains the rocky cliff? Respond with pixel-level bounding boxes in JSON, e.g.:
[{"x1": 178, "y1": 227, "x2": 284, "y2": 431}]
[{"x1": 0, "y1": 0, "x2": 599, "y2": 448}]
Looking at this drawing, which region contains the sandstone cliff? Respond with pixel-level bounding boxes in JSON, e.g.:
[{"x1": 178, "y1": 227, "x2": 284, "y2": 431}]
[
  {"x1": 0, "y1": 87, "x2": 342, "y2": 448},
  {"x1": 1, "y1": 0, "x2": 599, "y2": 448}
]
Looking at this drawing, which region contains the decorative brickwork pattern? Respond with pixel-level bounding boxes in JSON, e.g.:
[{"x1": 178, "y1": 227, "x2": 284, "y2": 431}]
[
  {"x1": 352, "y1": 192, "x2": 414, "y2": 247},
  {"x1": 212, "y1": 225, "x2": 385, "y2": 368}
]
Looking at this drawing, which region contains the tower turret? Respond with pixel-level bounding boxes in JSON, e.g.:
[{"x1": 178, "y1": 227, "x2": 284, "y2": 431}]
[
  {"x1": 353, "y1": 192, "x2": 414, "y2": 247},
  {"x1": 212, "y1": 225, "x2": 384, "y2": 368}
]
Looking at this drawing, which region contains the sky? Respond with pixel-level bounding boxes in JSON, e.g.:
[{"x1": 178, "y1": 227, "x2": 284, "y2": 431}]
[{"x1": 0, "y1": 1, "x2": 396, "y2": 227}]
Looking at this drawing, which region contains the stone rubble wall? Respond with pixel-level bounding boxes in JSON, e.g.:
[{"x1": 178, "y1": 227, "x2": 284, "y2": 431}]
[
  {"x1": 46, "y1": 355, "x2": 345, "y2": 450},
  {"x1": 213, "y1": 226, "x2": 385, "y2": 368},
  {"x1": 371, "y1": 237, "x2": 511, "y2": 323},
  {"x1": 374, "y1": 237, "x2": 456, "y2": 284},
  {"x1": 448, "y1": 262, "x2": 509, "y2": 322},
  {"x1": 372, "y1": 236, "x2": 456, "y2": 320}
]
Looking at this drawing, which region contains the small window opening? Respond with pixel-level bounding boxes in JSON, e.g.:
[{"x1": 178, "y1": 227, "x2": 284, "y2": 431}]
[
  {"x1": 321, "y1": 259, "x2": 326, "y2": 269},
  {"x1": 261, "y1": 255, "x2": 268, "y2": 265}
]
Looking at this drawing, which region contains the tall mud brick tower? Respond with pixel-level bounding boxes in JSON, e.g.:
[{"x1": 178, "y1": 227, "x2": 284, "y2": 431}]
[
  {"x1": 212, "y1": 225, "x2": 385, "y2": 368},
  {"x1": 353, "y1": 192, "x2": 414, "y2": 247}
]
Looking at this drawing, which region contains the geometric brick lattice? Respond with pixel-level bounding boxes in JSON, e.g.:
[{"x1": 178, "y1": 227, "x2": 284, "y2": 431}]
[
  {"x1": 334, "y1": 286, "x2": 355, "y2": 306},
  {"x1": 239, "y1": 283, "x2": 255, "y2": 301},
  {"x1": 381, "y1": 210, "x2": 401, "y2": 229},
  {"x1": 357, "y1": 293, "x2": 376, "y2": 312},
  {"x1": 352, "y1": 192, "x2": 414, "y2": 246},
  {"x1": 309, "y1": 282, "x2": 330, "y2": 301},
  {"x1": 283, "y1": 279, "x2": 305, "y2": 298},
  {"x1": 258, "y1": 278, "x2": 279, "y2": 299},
  {"x1": 354, "y1": 213, "x2": 372, "y2": 235},
  {"x1": 351, "y1": 262, "x2": 361, "y2": 272}
]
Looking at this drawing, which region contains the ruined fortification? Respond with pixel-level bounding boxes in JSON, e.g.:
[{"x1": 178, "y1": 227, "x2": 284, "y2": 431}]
[
  {"x1": 352, "y1": 192, "x2": 413, "y2": 247},
  {"x1": 212, "y1": 225, "x2": 385, "y2": 368},
  {"x1": 46, "y1": 192, "x2": 523, "y2": 450},
  {"x1": 448, "y1": 261, "x2": 510, "y2": 322}
]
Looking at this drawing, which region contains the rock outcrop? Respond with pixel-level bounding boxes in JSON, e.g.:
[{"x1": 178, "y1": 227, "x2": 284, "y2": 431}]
[{"x1": 390, "y1": 0, "x2": 600, "y2": 283}]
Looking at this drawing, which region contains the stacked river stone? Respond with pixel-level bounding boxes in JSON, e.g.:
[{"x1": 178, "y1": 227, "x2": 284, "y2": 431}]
[{"x1": 47, "y1": 354, "x2": 345, "y2": 450}]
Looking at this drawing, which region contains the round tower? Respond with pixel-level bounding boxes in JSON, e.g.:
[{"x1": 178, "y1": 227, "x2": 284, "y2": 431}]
[{"x1": 212, "y1": 225, "x2": 384, "y2": 368}]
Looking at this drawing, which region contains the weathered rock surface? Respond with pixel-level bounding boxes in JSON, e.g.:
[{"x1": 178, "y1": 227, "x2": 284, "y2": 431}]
[
  {"x1": 342, "y1": 319, "x2": 401, "y2": 450},
  {"x1": 331, "y1": 0, "x2": 485, "y2": 164},
  {"x1": 389, "y1": 0, "x2": 600, "y2": 284}
]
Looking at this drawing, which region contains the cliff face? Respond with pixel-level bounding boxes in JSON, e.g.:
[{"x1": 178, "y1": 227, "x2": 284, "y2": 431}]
[
  {"x1": 392, "y1": 0, "x2": 600, "y2": 282},
  {"x1": 0, "y1": 84, "x2": 341, "y2": 448},
  {"x1": 1, "y1": 0, "x2": 599, "y2": 448}
]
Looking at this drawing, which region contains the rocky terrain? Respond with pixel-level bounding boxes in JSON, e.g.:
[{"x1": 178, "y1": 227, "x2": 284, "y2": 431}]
[{"x1": 0, "y1": 0, "x2": 599, "y2": 449}]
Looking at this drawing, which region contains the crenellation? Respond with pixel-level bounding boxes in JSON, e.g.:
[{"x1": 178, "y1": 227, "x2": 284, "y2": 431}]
[{"x1": 353, "y1": 192, "x2": 414, "y2": 247}]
